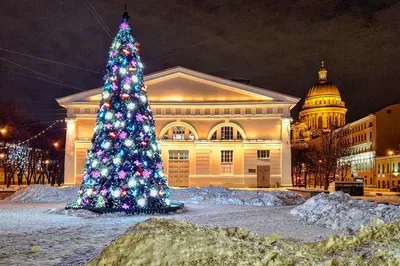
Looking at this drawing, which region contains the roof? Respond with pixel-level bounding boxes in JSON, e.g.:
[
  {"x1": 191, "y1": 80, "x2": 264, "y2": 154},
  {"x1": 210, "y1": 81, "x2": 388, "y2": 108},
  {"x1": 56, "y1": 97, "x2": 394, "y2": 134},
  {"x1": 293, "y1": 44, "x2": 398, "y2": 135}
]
[{"x1": 56, "y1": 66, "x2": 300, "y2": 106}]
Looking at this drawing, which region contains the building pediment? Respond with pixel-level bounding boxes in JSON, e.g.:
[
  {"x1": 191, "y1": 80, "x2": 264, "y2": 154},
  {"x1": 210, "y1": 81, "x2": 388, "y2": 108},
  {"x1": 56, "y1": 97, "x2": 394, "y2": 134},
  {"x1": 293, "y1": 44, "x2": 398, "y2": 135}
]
[{"x1": 57, "y1": 66, "x2": 299, "y2": 107}]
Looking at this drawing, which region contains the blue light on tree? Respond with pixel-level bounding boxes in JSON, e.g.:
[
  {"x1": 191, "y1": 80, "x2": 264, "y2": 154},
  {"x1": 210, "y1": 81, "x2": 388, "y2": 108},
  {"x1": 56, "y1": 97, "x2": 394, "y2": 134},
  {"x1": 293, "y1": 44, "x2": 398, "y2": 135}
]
[{"x1": 66, "y1": 10, "x2": 180, "y2": 213}]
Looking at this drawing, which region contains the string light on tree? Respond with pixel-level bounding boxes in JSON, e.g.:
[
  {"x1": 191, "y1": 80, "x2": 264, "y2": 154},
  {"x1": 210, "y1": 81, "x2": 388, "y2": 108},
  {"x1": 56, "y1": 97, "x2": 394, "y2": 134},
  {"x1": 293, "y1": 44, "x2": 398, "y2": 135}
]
[{"x1": 66, "y1": 8, "x2": 182, "y2": 214}]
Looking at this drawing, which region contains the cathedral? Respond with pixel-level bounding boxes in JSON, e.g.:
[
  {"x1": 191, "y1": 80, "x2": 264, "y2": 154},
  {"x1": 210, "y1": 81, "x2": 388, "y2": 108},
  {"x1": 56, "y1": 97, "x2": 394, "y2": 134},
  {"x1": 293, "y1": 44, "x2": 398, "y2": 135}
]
[{"x1": 292, "y1": 62, "x2": 347, "y2": 143}]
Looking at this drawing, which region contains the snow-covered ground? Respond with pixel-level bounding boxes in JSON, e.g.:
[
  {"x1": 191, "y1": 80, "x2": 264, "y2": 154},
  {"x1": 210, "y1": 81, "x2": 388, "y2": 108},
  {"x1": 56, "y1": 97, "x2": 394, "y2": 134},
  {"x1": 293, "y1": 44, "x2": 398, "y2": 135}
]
[
  {"x1": 7, "y1": 185, "x2": 306, "y2": 206},
  {"x1": 87, "y1": 218, "x2": 400, "y2": 266},
  {"x1": 290, "y1": 191, "x2": 400, "y2": 231},
  {"x1": 3, "y1": 185, "x2": 400, "y2": 265},
  {"x1": 0, "y1": 201, "x2": 335, "y2": 266}
]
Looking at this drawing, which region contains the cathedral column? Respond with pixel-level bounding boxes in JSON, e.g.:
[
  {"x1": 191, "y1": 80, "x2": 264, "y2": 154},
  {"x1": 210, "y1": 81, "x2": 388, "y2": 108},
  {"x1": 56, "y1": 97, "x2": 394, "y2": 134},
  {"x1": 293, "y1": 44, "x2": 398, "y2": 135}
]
[
  {"x1": 281, "y1": 118, "x2": 292, "y2": 186},
  {"x1": 64, "y1": 118, "x2": 76, "y2": 185}
]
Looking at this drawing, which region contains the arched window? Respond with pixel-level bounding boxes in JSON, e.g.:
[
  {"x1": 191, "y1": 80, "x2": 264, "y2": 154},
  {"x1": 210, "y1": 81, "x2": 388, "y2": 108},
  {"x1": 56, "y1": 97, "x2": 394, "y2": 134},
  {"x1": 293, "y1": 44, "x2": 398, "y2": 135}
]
[
  {"x1": 172, "y1": 126, "x2": 185, "y2": 140},
  {"x1": 211, "y1": 131, "x2": 217, "y2": 140},
  {"x1": 159, "y1": 122, "x2": 199, "y2": 141},
  {"x1": 208, "y1": 123, "x2": 246, "y2": 141}
]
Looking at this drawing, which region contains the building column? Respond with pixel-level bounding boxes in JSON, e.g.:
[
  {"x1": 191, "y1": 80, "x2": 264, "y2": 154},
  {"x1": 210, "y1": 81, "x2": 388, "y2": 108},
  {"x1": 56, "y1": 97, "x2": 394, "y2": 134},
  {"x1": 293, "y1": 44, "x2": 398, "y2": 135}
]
[
  {"x1": 281, "y1": 118, "x2": 292, "y2": 186},
  {"x1": 64, "y1": 118, "x2": 76, "y2": 185}
]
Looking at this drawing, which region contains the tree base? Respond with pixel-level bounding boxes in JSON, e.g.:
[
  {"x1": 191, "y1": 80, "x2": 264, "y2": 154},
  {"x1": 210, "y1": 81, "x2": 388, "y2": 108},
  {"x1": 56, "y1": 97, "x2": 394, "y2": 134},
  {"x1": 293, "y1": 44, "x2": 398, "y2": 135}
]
[{"x1": 65, "y1": 202, "x2": 184, "y2": 214}]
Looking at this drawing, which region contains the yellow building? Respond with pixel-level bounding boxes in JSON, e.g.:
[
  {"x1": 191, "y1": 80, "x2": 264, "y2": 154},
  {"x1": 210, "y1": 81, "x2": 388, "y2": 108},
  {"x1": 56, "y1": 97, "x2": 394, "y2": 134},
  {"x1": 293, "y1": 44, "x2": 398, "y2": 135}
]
[
  {"x1": 292, "y1": 61, "x2": 347, "y2": 143},
  {"x1": 57, "y1": 67, "x2": 299, "y2": 188},
  {"x1": 376, "y1": 154, "x2": 400, "y2": 189},
  {"x1": 338, "y1": 104, "x2": 400, "y2": 188}
]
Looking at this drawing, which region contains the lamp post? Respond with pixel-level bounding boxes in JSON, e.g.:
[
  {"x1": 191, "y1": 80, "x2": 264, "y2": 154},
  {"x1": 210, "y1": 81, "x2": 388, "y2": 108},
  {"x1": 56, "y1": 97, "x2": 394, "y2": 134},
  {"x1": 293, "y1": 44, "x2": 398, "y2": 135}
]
[{"x1": 388, "y1": 150, "x2": 394, "y2": 188}]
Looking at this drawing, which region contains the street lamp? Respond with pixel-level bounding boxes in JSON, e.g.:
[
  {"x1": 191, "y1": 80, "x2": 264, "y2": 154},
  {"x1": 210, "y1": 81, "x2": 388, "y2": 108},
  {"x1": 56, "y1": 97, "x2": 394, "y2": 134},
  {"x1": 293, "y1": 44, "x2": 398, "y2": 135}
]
[
  {"x1": 53, "y1": 142, "x2": 59, "y2": 148},
  {"x1": 0, "y1": 128, "x2": 6, "y2": 134},
  {"x1": 0, "y1": 153, "x2": 5, "y2": 159},
  {"x1": 388, "y1": 150, "x2": 394, "y2": 188}
]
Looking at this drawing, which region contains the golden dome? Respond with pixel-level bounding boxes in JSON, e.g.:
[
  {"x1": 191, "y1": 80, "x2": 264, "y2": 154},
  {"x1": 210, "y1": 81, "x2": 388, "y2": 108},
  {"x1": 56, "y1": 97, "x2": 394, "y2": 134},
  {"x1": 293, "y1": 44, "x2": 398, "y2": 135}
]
[
  {"x1": 305, "y1": 61, "x2": 341, "y2": 98},
  {"x1": 306, "y1": 82, "x2": 341, "y2": 98},
  {"x1": 298, "y1": 61, "x2": 347, "y2": 134}
]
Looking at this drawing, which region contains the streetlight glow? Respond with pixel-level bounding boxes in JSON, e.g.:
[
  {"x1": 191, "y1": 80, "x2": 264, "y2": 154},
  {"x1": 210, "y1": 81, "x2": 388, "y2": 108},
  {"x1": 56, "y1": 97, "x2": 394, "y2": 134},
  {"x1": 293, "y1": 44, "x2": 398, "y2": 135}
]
[{"x1": 0, "y1": 128, "x2": 7, "y2": 134}]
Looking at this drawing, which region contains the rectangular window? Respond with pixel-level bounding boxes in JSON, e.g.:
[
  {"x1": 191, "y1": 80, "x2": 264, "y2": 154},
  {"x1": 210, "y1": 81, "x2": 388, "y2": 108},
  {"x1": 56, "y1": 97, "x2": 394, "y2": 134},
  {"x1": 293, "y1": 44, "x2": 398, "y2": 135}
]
[
  {"x1": 245, "y1": 108, "x2": 251, "y2": 114},
  {"x1": 266, "y1": 108, "x2": 273, "y2": 114},
  {"x1": 256, "y1": 108, "x2": 263, "y2": 114},
  {"x1": 186, "y1": 108, "x2": 191, "y2": 115},
  {"x1": 195, "y1": 109, "x2": 200, "y2": 115},
  {"x1": 215, "y1": 109, "x2": 220, "y2": 115},
  {"x1": 234, "y1": 108, "x2": 241, "y2": 114},
  {"x1": 277, "y1": 107, "x2": 284, "y2": 113},
  {"x1": 221, "y1": 150, "x2": 233, "y2": 175},
  {"x1": 172, "y1": 127, "x2": 185, "y2": 140},
  {"x1": 175, "y1": 109, "x2": 181, "y2": 115},
  {"x1": 221, "y1": 126, "x2": 233, "y2": 140},
  {"x1": 221, "y1": 150, "x2": 233, "y2": 162},
  {"x1": 257, "y1": 150, "x2": 270, "y2": 159},
  {"x1": 224, "y1": 108, "x2": 230, "y2": 115},
  {"x1": 382, "y1": 164, "x2": 385, "y2": 173},
  {"x1": 169, "y1": 150, "x2": 189, "y2": 160},
  {"x1": 166, "y1": 108, "x2": 171, "y2": 115},
  {"x1": 169, "y1": 151, "x2": 179, "y2": 160},
  {"x1": 205, "y1": 109, "x2": 210, "y2": 115}
]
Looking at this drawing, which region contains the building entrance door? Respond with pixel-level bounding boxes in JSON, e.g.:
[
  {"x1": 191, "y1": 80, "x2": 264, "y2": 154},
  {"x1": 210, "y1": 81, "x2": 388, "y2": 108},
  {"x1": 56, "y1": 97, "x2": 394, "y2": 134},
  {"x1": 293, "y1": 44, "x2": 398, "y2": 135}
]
[
  {"x1": 257, "y1": 165, "x2": 270, "y2": 188},
  {"x1": 168, "y1": 150, "x2": 189, "y2": 187}
]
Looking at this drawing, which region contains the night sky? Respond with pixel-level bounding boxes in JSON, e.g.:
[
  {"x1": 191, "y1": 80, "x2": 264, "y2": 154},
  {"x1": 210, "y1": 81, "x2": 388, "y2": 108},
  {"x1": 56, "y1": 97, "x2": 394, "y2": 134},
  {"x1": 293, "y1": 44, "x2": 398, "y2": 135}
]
[{"x1": 1, "y1": 0, "x2": 400, "y2": 125}]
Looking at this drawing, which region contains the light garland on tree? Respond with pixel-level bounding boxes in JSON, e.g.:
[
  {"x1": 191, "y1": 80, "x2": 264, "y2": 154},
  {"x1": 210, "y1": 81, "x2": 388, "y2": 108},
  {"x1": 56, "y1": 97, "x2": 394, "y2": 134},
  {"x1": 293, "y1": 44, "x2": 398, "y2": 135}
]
[{"x1": 66, "y1": 10, "x2": 182, "y2": 214}]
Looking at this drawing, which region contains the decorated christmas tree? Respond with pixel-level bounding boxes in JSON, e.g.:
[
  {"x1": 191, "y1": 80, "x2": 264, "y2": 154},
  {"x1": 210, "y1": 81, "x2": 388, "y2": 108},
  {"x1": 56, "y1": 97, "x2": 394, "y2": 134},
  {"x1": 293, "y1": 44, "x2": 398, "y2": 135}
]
[{"x1": 67, "y1": 11, "x2": 179, "y2": 213}]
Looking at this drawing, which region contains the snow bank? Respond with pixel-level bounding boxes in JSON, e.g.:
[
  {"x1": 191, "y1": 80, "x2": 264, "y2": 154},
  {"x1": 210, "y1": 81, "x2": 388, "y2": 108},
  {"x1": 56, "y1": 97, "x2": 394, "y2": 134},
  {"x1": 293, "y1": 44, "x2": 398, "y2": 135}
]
[
  {"x1": 7, "y1": 185, "x2": 79, "y2": 203},
  {"x1": 172, "y1": 186, "x2": 306, "y2": 206},
  {"x1": 87, "y1": 218, "x2": 400, "y2": 266},
  {"x1": 290, "y1": 191, "x2": 400, "y2": 231},
  {"x1": 6, "y1": 185, "x2": 306, "y2": 206}
]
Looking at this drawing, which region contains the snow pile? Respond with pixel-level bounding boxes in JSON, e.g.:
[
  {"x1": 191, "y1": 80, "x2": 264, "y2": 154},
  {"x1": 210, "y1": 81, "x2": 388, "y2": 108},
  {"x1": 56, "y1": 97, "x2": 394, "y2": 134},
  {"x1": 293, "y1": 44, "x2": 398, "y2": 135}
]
[
  {"x1": 7, "y1": 185, "x2": 79, "y2": 203},
  {"x1": 290, "y1": 191, "x2": 400, "y2": 231},
  {"x1": 6, "y1": 185, "x2": 306, "y2": 206},
  {"x1": 87, "y1": 218, "x2": 400, "y2": 266},
  {"x1": 171, "y1": 186, "x2": 306, "y2": 206}
]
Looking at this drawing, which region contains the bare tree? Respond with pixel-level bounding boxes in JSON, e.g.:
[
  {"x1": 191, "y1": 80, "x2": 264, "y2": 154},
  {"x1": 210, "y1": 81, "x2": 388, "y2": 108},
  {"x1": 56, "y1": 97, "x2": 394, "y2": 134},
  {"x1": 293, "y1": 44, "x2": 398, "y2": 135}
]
[
  {"x1": 308, "y1": 127, "x2": 352, "y2": 190},
  {"x1": 291, "y1": 145, "x2": 316, "y2": 188}
]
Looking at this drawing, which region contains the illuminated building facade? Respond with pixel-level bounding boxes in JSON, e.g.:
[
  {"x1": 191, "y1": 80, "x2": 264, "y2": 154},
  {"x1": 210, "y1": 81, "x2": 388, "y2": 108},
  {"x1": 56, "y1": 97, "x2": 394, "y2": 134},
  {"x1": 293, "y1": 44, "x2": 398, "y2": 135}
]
[
  {"x1": 338, "y1": 104, "x2": 400, "y2": 188},
  {"x1": 57, "y1": 67, "x2": 299, "y2": 188}
]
